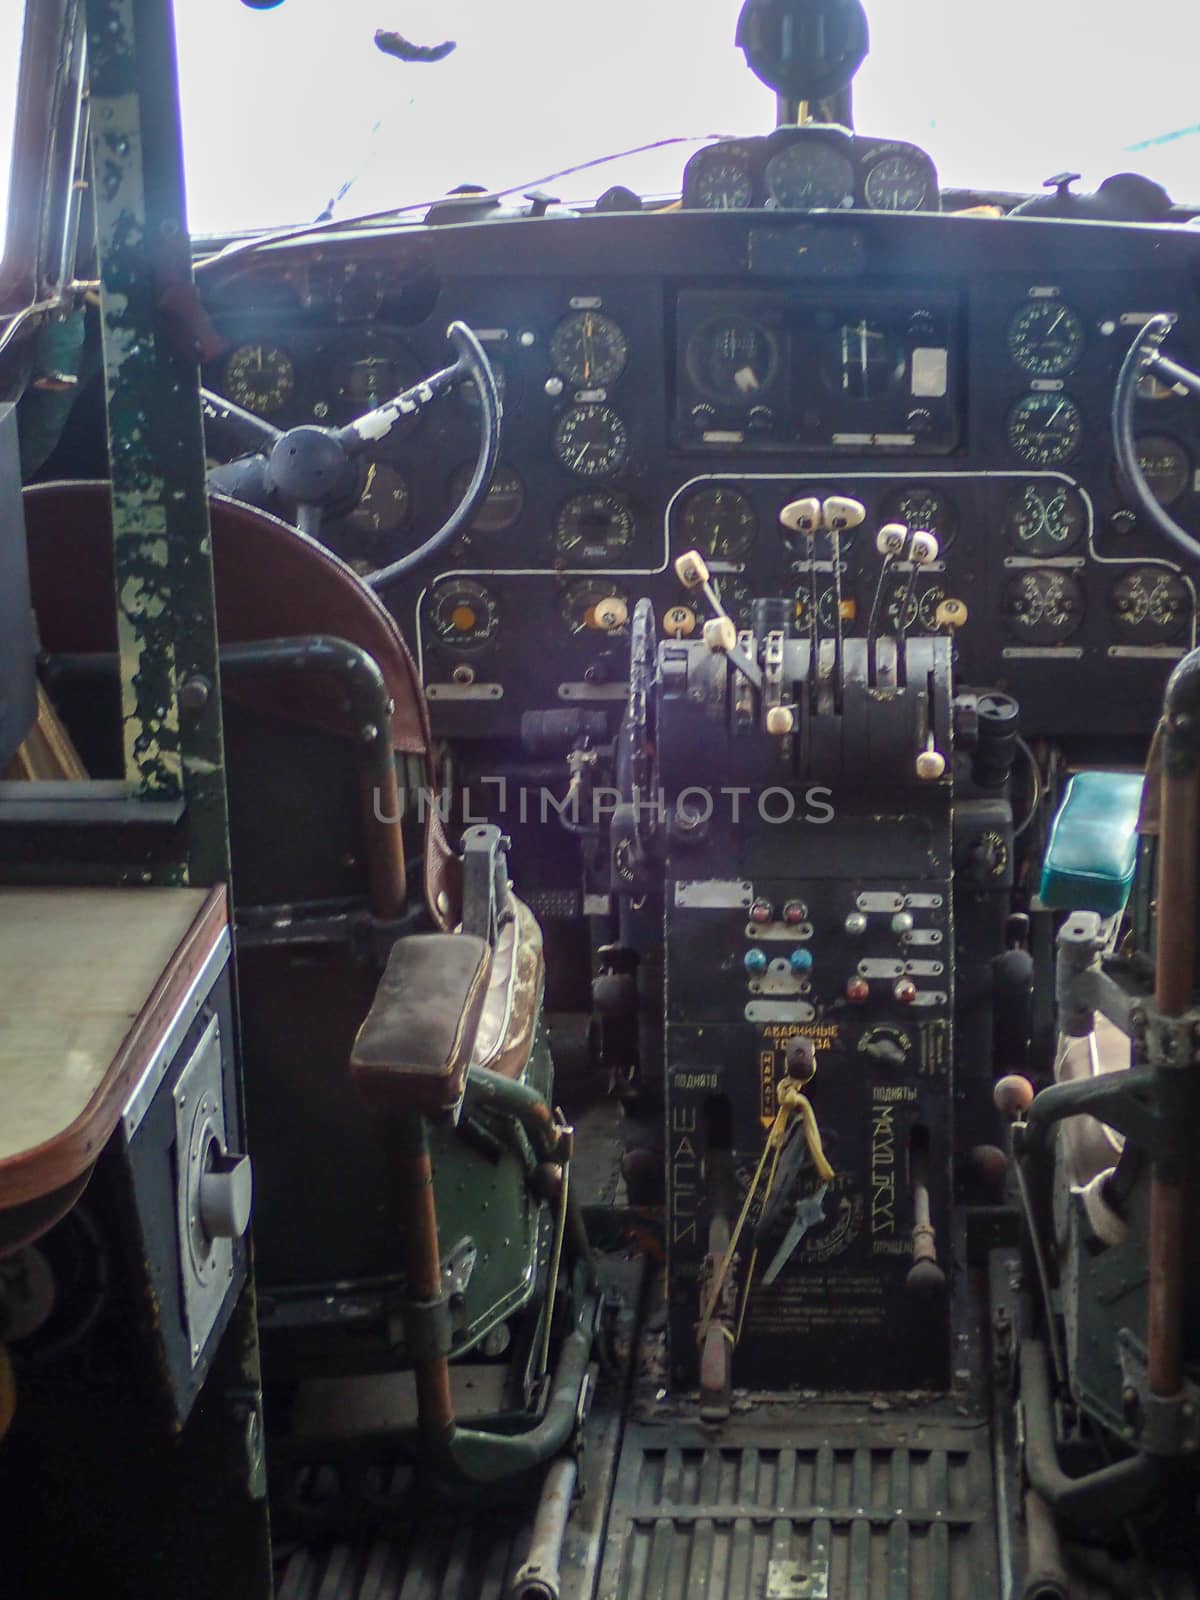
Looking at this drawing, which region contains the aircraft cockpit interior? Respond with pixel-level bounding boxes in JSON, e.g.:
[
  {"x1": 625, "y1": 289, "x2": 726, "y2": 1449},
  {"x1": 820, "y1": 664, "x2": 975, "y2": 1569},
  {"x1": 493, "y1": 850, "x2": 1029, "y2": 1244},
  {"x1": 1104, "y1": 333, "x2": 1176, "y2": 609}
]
[{"x1": 5, "y1": 2, "x2": 1200, "y2": 1596}]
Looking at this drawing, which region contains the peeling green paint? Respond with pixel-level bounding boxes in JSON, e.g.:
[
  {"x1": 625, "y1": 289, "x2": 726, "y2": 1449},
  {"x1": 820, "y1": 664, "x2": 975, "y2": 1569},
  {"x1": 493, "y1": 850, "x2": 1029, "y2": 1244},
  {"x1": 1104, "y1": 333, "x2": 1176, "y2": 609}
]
[{"x1": 87, "y1": 0, "x2": 231, "y2": 887}]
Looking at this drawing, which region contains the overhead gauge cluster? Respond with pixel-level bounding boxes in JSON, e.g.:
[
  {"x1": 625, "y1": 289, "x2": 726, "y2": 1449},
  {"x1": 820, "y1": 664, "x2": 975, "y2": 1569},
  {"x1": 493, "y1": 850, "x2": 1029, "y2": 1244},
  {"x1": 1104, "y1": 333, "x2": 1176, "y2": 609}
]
[{"x1": 682, "y1": 129, "x2": 939, "y2": 214}]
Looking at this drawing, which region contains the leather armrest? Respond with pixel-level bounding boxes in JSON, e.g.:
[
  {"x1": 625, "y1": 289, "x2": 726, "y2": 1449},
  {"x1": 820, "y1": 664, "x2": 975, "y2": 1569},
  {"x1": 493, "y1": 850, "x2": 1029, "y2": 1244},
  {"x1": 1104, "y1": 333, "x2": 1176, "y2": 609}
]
[{"x1": 350, "y1": 933, "x2": 492, "y2": 1116}]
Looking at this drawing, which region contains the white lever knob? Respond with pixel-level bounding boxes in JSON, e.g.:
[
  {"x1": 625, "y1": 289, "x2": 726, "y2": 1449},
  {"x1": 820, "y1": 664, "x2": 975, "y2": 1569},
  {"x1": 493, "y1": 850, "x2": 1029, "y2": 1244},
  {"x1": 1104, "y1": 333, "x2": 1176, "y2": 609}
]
[
  {"x1": 908, "y1": 530, "x2": 940, "y2": 565},
  {"x1": 876, "y1": 522, "x2": 908, "y2": 556},
  {"x1": 821, "y1": 496, "x2": 866, "y2": 531},
  {"x1": 703, "y1": 616, "x2": 737, "y2": 654},
  {"x1": 592, "y1": 595, "x2": 629, "y2": 631},
  {"x1": 779, "y1": 496, "x2": 822, "y2": 537},
  {"x1": 674, "y1": 549, "x2": 710, "y2": 588}
]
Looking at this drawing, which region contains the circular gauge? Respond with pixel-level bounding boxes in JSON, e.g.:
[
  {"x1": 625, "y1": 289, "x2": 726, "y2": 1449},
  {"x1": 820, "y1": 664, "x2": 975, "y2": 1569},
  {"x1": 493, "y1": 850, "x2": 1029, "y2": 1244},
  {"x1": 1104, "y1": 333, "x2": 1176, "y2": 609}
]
[
  {"x1": 1109, "y1": 567, "x2": 1191, "y2": 642},
  {"x1": 917, "y1": 585, "x2": 950, "y2": 630},
  {"x1": 692, "y1": 152, "x2": 755, "y2": 210},
  {"x1": 1006, "y1": 302, "x2": 1085, "y2": 377},
  {"x1": 679, "y1": 485, "x2": 758, "y2": 559},
  {"x1": 336, "y1": 348, "x2": 423, "y2": 437},
  {"x1": 882, "y1": 582, "x2": 950, "y2": 633},
  {"x1": 795, "y1": 585, "x2": 841, "y2": 632},
  {"x1": 1002, "y1": 481, "x2": 1086, "y2": 555},
  {"x1": 459, "y1": 360, "x2": 507, "y2": 410},
  {"x1": 448, "y1": 461, "x2": 525, "y2": 533},
  {"x1": 349, "y1": 462, "x2": 411, "y2": 535},
  {"x1": 1129, "y1": 434, "x2": 1190, "y2": 506},
  {"x1": 429, "y1": 579, "x2": 500, "y2": 652},
  {"x1": 341, "y1": 354, "x2": 405, "y2": 410},
  {"x1": 824, "y1": 319, "x2": 906, "y2": 400},
  {"x1": 882, "y1": 485, "x2": 957, "y2": 550},
  {"x1": 555, "y1": 491, "x2": 635, "y2": 564},
  {"x1": 553, "y1": 404, "x2": 629, "y2": 478},
  {"x1": 1006, "y1": 393, "x2": 1084, "y2": 466},
  {"x1": 764, "y1": 142, "x2": 855, "y2": 209},
  {"x1": 223, "y1": 343, "x2": 296, "y2": 415},
  {"x1": 563, "y1": 581, "x2": 630, "y2": 636},
  {"x1": 686, "y1": 316, "x2": 780, "y2": 403},
  {"x1": 550, "y1": 312, "x2": 629, "y2": 389},
  {"x1": 863, "y1": 153, "x2": 930, "y2": 212},
  {"x1": 710, "y1": 576, "x2": 753, "y2": 625},
  {"x1": 1003, "y1": 569, "x2": 1086, "y2": 643}
]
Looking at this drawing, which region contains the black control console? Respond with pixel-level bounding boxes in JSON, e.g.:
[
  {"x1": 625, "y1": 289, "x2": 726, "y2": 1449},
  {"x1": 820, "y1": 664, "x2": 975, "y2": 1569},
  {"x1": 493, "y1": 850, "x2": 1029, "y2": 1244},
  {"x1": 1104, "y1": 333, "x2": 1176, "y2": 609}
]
[{"x1": 593, "y1": 501, "x2": 1017, "y2": 1404}]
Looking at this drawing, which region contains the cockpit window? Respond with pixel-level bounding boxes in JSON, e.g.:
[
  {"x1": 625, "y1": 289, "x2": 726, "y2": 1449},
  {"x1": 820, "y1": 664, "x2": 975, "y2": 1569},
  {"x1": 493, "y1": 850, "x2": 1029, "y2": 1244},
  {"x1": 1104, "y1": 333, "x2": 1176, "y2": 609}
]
[
  {"x1": 855, "y1": 0, "x2": 1200, "y2": 202},
  {"x1": 0, "y1": 2, "x2": 25, "y2": 256},
  {"x1": 175, "y1": 0, "x2": 1200, "y2": 235}
]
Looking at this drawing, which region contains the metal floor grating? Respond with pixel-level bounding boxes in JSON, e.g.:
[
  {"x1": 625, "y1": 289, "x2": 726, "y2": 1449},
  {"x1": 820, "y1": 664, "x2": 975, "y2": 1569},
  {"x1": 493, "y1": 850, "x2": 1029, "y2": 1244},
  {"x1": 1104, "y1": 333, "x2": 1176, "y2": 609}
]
[
  {"x1": 596, "y1": 1417, "x2": 999, "y2": 1600},
  {"x1": 275, "y1": 1516, "x2": 523, "y2": 1600}
]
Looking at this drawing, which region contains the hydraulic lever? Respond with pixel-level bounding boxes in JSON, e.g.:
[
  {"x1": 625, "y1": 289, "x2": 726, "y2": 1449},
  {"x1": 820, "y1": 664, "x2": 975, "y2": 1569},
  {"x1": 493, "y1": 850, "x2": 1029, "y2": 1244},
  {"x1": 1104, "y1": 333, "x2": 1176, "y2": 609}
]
[
  {"x1": 674, "y1": 549, "x2": 764, "y2": 691},
  {"x1": 895, "y1": 529, "x2": 939, "y2": 681},
  {"x1": 780, "y1": 496, "x2": 822, "y2": 699},
  {"x1": 821, "y1": 495, "x2": 866, "y2": 708},
  {"x1": 865, "y1": 521, "x2": 908, "y2": 681}
]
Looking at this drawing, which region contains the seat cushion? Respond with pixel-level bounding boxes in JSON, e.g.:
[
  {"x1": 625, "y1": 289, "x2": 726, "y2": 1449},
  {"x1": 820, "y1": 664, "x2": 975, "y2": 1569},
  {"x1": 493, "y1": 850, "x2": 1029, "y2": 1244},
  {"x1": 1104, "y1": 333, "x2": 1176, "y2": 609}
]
[
  {"x1": 473, "y1": 899, "x2": 545, "y2": 1080},
  {"x1": 350, "y1": 933, "x2": 491, "y2": 1116},
  {"x1": 1040, "y1": 771, "x2": 1145, "y2": 916}
]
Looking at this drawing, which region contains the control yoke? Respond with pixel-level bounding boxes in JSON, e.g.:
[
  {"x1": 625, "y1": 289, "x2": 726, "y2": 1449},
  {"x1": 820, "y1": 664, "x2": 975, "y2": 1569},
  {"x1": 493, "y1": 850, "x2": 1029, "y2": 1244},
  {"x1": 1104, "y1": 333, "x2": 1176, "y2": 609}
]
[{"x1": 202, "y1": 320, "x2": 501, "y2": 586}]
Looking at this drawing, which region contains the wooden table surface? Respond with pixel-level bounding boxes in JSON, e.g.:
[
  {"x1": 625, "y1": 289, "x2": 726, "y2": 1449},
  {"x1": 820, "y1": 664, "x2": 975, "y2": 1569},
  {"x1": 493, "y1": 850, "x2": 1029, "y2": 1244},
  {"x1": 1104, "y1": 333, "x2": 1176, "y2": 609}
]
[{"x1": 0, "y1": 885, "x2": 226, "y2": 1210}]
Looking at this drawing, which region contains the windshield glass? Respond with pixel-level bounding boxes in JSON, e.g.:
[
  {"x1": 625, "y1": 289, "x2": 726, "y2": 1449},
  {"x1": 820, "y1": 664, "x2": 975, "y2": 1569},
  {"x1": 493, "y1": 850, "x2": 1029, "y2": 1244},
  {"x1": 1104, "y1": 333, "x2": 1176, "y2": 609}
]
[
  {"x1": 0, "y1": 2, "x2": 25, "y2": 254},
  {"x1": 175, "y1": 0, "x2": 1200, "y2": 235}
]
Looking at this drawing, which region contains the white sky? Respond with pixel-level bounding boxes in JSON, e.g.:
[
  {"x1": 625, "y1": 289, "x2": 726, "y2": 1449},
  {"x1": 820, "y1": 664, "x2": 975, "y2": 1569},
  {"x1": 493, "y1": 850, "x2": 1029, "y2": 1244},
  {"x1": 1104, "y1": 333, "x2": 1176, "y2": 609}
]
[
  {"x1": 6, "y1": 2, "x2": 1200, "y2": 249},
  {"x1": 0, "y1": 6, "x2": 24, "y2": 248},
  {"x1": 170, "y1": 0, "x2": 1200, "y2": 233}
]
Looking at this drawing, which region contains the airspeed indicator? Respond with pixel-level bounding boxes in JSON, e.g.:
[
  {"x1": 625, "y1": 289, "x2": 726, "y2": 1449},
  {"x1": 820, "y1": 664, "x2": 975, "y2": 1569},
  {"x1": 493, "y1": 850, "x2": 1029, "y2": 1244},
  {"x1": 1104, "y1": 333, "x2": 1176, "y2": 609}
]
[
  {"x1": 553, "y1": 404, "x2": 629, "y2": 479},
  {"x1": 1006, "y1": 393, "x2": 1084, "y2": 465}
]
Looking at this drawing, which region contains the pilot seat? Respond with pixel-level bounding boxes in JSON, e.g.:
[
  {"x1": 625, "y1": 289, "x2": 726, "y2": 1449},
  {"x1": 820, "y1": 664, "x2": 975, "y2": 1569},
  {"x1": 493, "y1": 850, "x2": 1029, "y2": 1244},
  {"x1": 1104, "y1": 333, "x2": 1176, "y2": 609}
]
[{"x1": 20, "y1": 480, "x2": 597, "y2": 1512}]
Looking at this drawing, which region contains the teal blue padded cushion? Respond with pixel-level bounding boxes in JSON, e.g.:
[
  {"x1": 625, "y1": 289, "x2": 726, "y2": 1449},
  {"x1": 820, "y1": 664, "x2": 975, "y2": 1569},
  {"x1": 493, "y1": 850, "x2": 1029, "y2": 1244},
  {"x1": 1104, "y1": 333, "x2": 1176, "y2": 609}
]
[{"x1": 1039, "y1": 771, "x2": 1146, "y2": 916}]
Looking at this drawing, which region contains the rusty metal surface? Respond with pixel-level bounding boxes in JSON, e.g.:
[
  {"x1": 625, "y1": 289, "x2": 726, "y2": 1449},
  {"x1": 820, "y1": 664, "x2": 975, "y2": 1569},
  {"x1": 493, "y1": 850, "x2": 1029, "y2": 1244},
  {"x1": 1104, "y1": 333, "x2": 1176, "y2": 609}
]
[{"x1": 596, "y1": 1416, "x2": 999, "y2": 1600}]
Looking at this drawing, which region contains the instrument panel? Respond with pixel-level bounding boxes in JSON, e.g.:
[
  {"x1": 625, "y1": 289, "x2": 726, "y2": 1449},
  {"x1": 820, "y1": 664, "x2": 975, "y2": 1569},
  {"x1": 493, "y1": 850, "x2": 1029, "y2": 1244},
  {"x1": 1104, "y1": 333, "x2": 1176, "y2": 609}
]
[
  {"x1": 682, "y1": 128, "x2": 939, "y2": 215},
  {"x1": 198, "y1": 208, "x2": 1200, "y2": 742}
]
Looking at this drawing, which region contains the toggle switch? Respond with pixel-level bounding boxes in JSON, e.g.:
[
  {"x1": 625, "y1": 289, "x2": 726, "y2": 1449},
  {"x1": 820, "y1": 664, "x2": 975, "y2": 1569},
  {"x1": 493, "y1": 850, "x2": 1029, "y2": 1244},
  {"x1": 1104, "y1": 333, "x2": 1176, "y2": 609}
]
[{"x1": 744, "y1": 948, "x2": 769, "y2": 975}]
